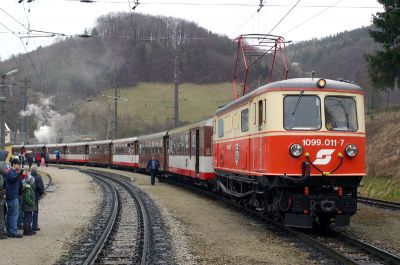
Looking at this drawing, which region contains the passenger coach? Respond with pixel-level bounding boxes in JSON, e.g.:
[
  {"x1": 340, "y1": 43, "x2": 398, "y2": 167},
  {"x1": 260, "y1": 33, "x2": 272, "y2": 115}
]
[
  {"x1": 213, "y1": 78, "x2": 365, "y2": 228},
  {"x1": 112, "y1": 137, "x2": 139, "y2": 169},
  {"x1": 167, "y1": 119, "x2": 214, "y2": 180}
]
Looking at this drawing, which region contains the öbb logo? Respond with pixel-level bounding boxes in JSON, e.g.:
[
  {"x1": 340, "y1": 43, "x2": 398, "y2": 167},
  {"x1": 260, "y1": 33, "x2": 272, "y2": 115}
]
[{"x1": 313, "y1": 149, "x2": 335, "y2": 165}]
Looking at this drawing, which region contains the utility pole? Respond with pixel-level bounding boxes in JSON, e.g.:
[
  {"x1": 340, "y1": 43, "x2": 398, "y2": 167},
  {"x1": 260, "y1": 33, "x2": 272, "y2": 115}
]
[
  {"x1": 173, "y1": 53, "x2": 180, "y2": 128},
  {"x1": 114, "y1": 83, "x2": 118, "y2": 139},
  {"x1": 102, "y1": 69, "x2": 127, "y2": 140},
  {"x1": 173, "y1": 30, "x2": 184, "y2": 128},
  {"x1": 21, "y1": 78, "x2": 28, "y2": 144},
  {"x1": 0, "y1": 69, "x2": 18, "y2": 150}
]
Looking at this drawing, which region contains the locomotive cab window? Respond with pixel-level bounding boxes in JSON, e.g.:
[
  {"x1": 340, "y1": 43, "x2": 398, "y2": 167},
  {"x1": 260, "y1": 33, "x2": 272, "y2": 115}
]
[
  {"x1": 325, "y1": 96, "x2": 358, "y2": 131},
  {"x1": 284, "y1": 95, "x2": 321, "y2": 130}
]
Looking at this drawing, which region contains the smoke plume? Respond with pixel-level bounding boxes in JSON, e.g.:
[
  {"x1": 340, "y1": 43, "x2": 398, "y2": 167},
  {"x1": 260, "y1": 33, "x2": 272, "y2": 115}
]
[{"x1": 20, "y1": 96, "x2": 75, "y2": 144}]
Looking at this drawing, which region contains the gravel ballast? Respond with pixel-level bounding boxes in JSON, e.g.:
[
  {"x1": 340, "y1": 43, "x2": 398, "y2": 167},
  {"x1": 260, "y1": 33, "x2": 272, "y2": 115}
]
[{"x1": 83, "y1": 167, "x2": 315, "y2": 265}]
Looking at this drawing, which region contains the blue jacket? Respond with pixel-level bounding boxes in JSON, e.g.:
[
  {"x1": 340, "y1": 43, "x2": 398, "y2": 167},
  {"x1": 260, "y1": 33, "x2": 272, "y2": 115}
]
[
  {"x1": 146, "y1": 159, "x2": 160, "y2": 173},
  {"x1": 4, "y1": 168, "x2": 22, "y2": 201}
]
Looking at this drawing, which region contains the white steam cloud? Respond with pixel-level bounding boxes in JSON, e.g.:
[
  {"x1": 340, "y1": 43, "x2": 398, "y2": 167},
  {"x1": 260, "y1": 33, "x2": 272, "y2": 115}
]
[{"x1": 20, "y1": 96, "x2": 75, "y2": 144}]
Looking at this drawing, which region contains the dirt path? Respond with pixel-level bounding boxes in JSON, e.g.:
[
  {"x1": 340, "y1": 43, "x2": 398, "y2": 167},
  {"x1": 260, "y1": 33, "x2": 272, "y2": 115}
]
[{"x1": 0, "y1": 167, "x2": 100, "y2": 265}]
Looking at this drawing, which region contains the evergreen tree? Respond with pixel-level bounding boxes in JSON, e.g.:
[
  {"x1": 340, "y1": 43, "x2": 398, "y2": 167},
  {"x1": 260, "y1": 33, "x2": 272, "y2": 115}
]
[{"x1": 366, "y1": 0, "x2": 400, "y2": 90}]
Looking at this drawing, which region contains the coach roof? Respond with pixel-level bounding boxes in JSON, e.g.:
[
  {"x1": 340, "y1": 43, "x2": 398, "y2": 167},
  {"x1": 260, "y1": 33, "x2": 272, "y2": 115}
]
[{"x1": 215, "y1": 78, "x2": 362, "y2": 116}]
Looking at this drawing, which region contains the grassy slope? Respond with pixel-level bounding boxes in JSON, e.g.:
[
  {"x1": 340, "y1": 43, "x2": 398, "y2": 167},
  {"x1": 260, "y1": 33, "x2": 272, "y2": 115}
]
[
  {"x1": 360, "y1": 107, "x2": 400, "y2": 202},
  {"x1": 95, "y1": 82, "x2": 234, "y2": 125}
]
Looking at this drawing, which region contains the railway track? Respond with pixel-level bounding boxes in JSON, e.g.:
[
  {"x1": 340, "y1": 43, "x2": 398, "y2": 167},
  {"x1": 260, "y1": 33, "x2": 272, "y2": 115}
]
[
  {"x1": 72, "y1": 169, "x2": 173, "y2": 265},
  {"x1": 85, "y1": 171, "x2": 149, "y2": 265},
  {"x1": 162, "y1": 176, "x2": 400, "y2": 265},
  {"x1": 358, "y1": 196, "x2": 400, "y2": 211}
]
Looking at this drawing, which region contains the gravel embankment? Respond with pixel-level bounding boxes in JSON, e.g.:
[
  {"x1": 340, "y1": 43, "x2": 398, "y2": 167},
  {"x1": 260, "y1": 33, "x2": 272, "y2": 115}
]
[
  {"x1": 346, "y1": 204, "x2": 400, "y2": 255},
  {"x1": 0, "y1": 167, "x2": 100, "y2": 265}
]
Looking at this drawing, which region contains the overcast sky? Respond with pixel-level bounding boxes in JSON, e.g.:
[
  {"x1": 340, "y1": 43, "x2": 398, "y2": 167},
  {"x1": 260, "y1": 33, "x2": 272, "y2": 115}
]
[{"x1": 0, "y1": 0, "x2": 383, "y2": 61}]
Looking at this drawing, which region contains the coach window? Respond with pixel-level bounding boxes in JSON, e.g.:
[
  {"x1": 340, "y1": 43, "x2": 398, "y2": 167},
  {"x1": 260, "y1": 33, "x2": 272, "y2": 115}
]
[
  {"x1": 218, "y1": 118, "x2": 224, "y2": 137},
  {"x1": 284, "y1": 95, "x2": 321, "y2": 130},
  {"x1": 241, "y1": 108, "x2": 249, "y2": 132}
]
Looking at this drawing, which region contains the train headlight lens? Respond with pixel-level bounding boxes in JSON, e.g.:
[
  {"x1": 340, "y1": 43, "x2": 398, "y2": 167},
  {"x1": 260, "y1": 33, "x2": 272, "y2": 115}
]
[
  {"x1": 345, "y1": 144, "x2": 358, "y2": 157},
  {"x1": 290, "y1": 144, "x2": 303, "y2": 157},
  {"x1": 317, "y1": 78, "x2": 326, "y2": 88}
]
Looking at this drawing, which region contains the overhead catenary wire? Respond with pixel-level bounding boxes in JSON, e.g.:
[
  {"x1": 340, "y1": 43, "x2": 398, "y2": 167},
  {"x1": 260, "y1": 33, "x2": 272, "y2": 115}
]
[
  {"x1": 268, "y1": 0, "x2": 301, "y2": 35},
  {"x1": 283, "y1": 0, "x2": 344, "y2": 35},
  {"x1": 0, "y1": 21, "x2": 43, "y2": 90},
  {"x1": 58, "y1": 0, "x2": 381, "y2": 9}
]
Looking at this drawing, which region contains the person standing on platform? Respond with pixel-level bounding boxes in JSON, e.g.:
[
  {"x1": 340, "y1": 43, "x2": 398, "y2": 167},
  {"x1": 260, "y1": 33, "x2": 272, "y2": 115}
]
[
  {"x1": 31, "y1": 166, "x2": 44, "y2": 232},
  {"x1": 4, "y1": 158, "x2": 23, "y2": 238},
  {"x1": 56, "y1": 152, "x2": 61, "y2": 164},
  {"x1": 0, "y1": 150, "x2": 8, "y2": 239},
  {"x1": 35, "y1": 152, "x2": 41, "y2": 167},
  {"x1": 27, "y1": 153, "x2": 33, "y2": 170},
  {"x1": 146, "y1": 155, "x2": 160, "y2": 185},
  {"x1": 22, "y1": 175, "x2": 36, "y2": 236},
  {"x1": 45, "y1": 153, "x2": 49, "y2": 167}
]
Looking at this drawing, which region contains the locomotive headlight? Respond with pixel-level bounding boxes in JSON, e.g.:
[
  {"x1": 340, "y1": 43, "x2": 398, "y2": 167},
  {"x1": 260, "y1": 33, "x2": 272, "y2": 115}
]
[
  {"x1": 317, "y1": 78, "x2": 326, "y2": 88},
  {"x1": 345, "y1": 144, "x2": 358, "y2": 157},
  {"x1": 290, "y1": 144, "x2": 303, "y2": 157}
]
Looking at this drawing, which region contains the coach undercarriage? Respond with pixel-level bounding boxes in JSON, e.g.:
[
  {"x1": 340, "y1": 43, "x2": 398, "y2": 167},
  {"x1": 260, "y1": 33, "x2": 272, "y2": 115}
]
[{"x1": 215, "y1": 171, "x2": 362, "y2": 228}]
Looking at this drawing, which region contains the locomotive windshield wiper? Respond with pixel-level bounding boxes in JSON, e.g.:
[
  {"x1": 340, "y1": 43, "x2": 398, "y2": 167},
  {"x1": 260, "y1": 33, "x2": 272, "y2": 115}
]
[{"x1": 291, "y1": 90, "x2": 305, "y2": 116}]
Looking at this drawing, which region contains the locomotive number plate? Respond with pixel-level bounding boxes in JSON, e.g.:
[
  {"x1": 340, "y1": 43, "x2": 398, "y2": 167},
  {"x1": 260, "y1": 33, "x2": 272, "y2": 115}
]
[{"x1": 302, "y1": 139, "x2": 344, "y2": 147}]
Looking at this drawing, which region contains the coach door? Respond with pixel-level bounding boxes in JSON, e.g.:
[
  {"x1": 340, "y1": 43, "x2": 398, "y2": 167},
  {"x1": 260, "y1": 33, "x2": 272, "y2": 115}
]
[
  {"x1": 195, "y1": 129, "x2": 200, "y2": 174},
  {"x1": 163, "y1": 135, "x2": 169, "y2": 171}
]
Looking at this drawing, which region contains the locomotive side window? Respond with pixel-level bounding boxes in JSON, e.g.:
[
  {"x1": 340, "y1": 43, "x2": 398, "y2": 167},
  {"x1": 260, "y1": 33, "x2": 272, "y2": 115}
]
[
  {"x1": 263, "y1": 99, "x2": 267, "y2": 123},
  {"x1": 258, "y1": 100, "x2": 263, "y2": 130},
  {"x1": 284, "y1": 95, "x2": 321, "y2": 130},
  {"x1": 325, "y1": 96, "x2": 358, "y2": 131},
  {"x1": 218, "y1": 119, "x2": 224, "y2": 137},
  {"x1": 241, "y1": 109, "x2": 249, "y2": 132}
]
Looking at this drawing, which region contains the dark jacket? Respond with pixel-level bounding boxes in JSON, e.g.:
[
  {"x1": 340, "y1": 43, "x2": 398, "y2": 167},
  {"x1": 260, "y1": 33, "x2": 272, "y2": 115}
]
[
  {"x1": 146, "y1": 159, "x2": 160, "y2": 173},
  {"x1": 22, "y1": 183, "x2": 37, "y2": 212},
  {"x1": 0, "y1": 175, "x2": 4, "y2": 200},
  {"x1": 31, "y1": 172, "x2": 45, "y2": 201},
  {"x1": 4, "y1": 168, "x2": 22, "y2": 201}
]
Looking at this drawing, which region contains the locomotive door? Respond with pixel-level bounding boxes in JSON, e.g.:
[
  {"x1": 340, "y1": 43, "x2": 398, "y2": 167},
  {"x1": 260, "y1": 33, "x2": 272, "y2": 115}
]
[{"x1": 252, "y1": 99, "x2": 265, "y2": 171}]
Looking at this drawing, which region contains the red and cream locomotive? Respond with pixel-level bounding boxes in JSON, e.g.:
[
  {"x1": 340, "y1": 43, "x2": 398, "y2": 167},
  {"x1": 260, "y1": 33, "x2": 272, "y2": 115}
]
[{"x1": 213, "y1": 78, "x2": 365, "y2": 228}]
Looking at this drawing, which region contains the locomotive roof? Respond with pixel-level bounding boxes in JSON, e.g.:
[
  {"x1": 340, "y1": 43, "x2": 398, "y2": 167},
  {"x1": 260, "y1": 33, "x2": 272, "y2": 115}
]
[{"x1": 216, "y1": 78, "x2": 362, "y2": 116}]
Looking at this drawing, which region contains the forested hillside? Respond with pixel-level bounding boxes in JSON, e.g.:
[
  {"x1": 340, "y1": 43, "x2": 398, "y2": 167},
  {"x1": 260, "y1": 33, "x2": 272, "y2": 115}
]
[
  {"x1": 286, "y1": 27, "x2": 378, "y2": 88},
  {"x1": 1, "y1": 12, "x2": 235, "y2": 99}
]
